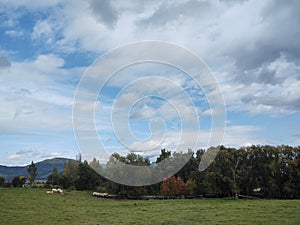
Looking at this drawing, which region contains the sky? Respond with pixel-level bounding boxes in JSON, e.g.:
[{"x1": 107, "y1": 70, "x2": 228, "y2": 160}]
[{"x1": 0, "y1": 0, "x2": 299, "y2": 166}]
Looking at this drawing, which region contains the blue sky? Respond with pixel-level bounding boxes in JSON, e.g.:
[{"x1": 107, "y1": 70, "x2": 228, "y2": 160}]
[{"x1": 0, "y1": 0, "x2": 299, "y2": 165}]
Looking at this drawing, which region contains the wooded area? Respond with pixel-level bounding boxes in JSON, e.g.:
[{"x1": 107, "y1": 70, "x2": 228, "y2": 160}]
[
  {"x1": 52, "y1": 145, "x2": 300, "y2": 198},
  {"x1": 1, "y1": 145, "x2": 299, "y2": 199}
]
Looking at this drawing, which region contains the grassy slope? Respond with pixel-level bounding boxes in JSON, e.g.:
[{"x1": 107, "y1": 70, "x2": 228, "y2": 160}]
[{"x1": 0, "y1": 188, "x2": 299, "y2": 225}]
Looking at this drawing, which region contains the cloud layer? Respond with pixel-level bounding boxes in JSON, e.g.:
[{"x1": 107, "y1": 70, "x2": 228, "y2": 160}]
[{"x1": 0, "y1": 0, "x2": 299, "y2": 165}]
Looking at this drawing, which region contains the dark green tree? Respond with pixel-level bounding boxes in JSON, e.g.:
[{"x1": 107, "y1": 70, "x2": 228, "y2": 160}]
[
  {"x1": 105, "y1": 152, "x2": 151, "y2": 196},
  {"x1": 63, "y1": 160, "x2": 79, "y2": 189},
  {"x1": 191, "y1": 145, "x2": 300, "y2": 199},
  {"x1": 175, "y1": 150, "x2": 198, "y2": 182},
  {"x1": 0, "y1": 176, "x2": 5, "y2": 187},
  {"x1": 27, "y1": 161, "x2": 38, "y2": 186},
  {"x1": 75, "y1": 161, "x2": 102, "y2": 190},
  {"x1": 47, "y1": 167, "x2": 59, "y2": 186},
  {"x1": 156, "y1": 149, "x2": 171, "y2": 163},
  {"x1": 184, "y1": 178, "x2": 197, "y2": 195}
]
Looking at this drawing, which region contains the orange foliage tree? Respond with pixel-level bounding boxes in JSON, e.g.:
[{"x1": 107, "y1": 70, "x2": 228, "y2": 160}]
[{"x1": 160, "y1": 176, "x2": 185, "y2": 196}]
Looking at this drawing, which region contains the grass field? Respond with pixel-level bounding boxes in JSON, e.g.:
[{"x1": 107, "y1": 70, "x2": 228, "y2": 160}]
[{"x1": 0, "y1": 188, "x2": 299, "y2": 225}]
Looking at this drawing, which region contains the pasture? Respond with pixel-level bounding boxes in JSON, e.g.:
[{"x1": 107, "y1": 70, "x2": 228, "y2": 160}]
[{"x1": 0, "y1": 188, "x2": 299, "y2": 225}]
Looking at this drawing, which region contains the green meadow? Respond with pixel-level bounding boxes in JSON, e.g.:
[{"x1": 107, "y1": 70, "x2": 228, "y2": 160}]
[{"x1": 0, "y1": 188, "x2": 299, "y2": 225}]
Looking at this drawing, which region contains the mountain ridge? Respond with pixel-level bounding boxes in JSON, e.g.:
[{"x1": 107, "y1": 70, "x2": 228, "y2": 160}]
[{"x1": 0, "y1": 157, "x2": 74, "y2": 181}]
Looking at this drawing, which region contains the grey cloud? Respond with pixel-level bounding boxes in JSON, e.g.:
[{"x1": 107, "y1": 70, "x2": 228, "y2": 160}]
[
  {"x1": 40, "y1": 152, "x2": 62, "y2": 158},
  {"x1": 257, "y1": 67, "x2": 277, "y2": 85},
  {"x1": 5, "y1": 88, "x2": 33, "y2": 102},
  {"x1": 138, "y1": 0, "x2": 211, "y2": 27},
  {"x1": 16, "y1": 88, "x2": 32, "y2": 96},
  {"x1": 15, "y1": 147, "x2": 39, "y2": 155},
  {"x1": 0, "y1": 56, "x2": 11, "y2": 68},
  {"x1": 240, "y1": 90, "x2": 300, "y2": 112},
  {"x1": 232, "y1": 45, "x2": 280, "y2": 72},
  {"x1": 231, "y1": 51, "x2": 300, "y2": 114},
  {"x1": 231, "y1": 1, "x2": 300, "y2": 73},
  {"x1": 0, "y1": 129, "x2": 57, "y2": 137},
  {"x1": 238, "y1": 65, "x2": 281, "y2": 85},
  {"x1": 227, "y1": 1, "x2": 300, "y2": 114},
  {"x1": 261, "y1": 0, "x2": 300, "y2": 20},
  {"x1": 14, "y1": 105, "x2": 34, "y2": 120},
  {"x1": 14, "y1": 108, "x2": 22, "y2": 120},
  {"x1": 219, "y1": 0, "x2": 248, "y2": 5},
  {"x1": 89, "y1": 0, "x2": 119, "y2": 28}
]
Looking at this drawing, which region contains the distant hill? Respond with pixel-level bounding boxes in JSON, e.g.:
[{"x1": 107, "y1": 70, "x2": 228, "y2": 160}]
[{"x1": 0, "y1": 158, "x2": 74, "y2": 181}]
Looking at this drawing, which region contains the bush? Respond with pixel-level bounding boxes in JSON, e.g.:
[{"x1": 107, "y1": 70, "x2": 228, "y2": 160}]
[
  {"x1": 12, "y1": 176, "x2": 26, "y2": 187},
  {"x1": 3, "y1": 182, "x2": 12, "y2": 188},
  {"x1": 0, "y1": 176, "x2": 5, "y2": 187}
]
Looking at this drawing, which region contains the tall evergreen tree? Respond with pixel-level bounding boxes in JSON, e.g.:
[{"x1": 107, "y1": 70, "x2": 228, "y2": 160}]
[{"x1": 27, "y1": 161, "x2": 38, "y2": 186}]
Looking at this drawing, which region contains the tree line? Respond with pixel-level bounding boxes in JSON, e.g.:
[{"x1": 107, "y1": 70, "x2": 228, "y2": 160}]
[
  {"x1": 0, "y1": 161, "x2": 38, "y2": 188},
  {"x1": 1, "y1": 145, "x2": 299, "y2": 199}
]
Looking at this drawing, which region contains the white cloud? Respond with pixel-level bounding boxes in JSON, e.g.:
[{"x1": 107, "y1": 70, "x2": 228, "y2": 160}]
[
  {"x1": 121, "y1": 124, "x2": 263, "y2": 158},
  {"x1": 40, "y1": 152, "x2": 62, "y2": 158},
  {"x1": 1, "y1": 0, "x2": 300, "y2": 166},
  {"x1": 0, "y1": 54, "x2": 84, "y2": 135},
  {"x1": 8, "y1": 154, "x2": 20, "y2": 160},
  {"x1": 220, "y1": 54, "x2": 300, "y2": 115},
  {"x1": 0, "y1": 0, "x2": 62, "y2": 11},
  {"x1": 31, "y1": 20, "x2": 55, "y2": 44},
  {"x1": 16, "y1": 146, "x2": 40, "y2": 155},
  {"x1": 4, "y1": 30, "x2": 23, "y2": 37},
  {"x1": 222, "y1": 125, "x2": 264, "y2": 147},
  {"x1": 0, "y1": 56, "x2": 11, "y2": 69},
  {"x1": 32, "y1": 0, "x2": 297, "y2": 116},
  {"x1": 7, "y1": 146, "x2": 41, "y2": 160}
]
